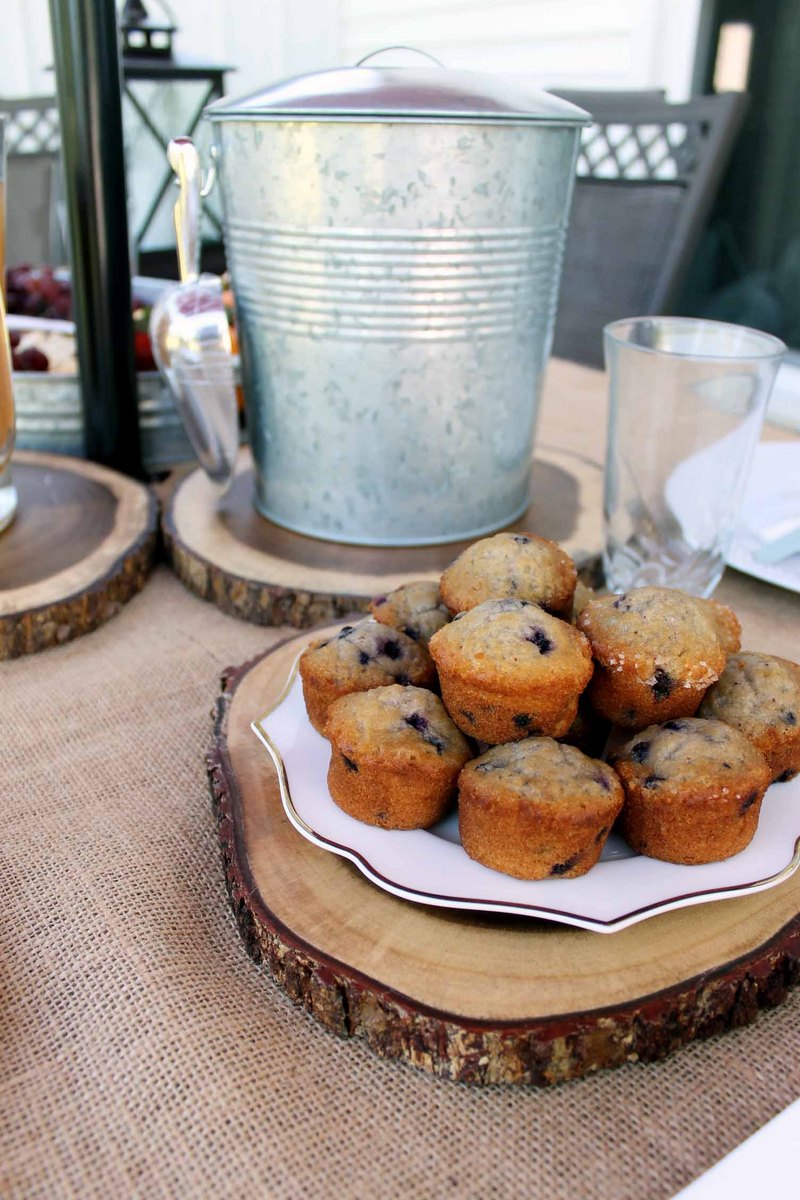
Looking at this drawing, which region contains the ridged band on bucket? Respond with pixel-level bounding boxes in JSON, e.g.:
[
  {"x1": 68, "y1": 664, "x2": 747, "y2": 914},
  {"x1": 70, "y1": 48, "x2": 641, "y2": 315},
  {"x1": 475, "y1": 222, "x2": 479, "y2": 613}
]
[{"x1": 228, "y1": 220, "x2": 565, "y2": 341}]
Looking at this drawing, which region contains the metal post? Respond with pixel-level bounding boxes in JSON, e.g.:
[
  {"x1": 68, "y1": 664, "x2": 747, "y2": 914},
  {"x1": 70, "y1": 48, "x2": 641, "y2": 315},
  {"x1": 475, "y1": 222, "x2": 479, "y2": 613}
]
[{"x1": 49, "y1": 0, "x2": 143, "y2": 475}]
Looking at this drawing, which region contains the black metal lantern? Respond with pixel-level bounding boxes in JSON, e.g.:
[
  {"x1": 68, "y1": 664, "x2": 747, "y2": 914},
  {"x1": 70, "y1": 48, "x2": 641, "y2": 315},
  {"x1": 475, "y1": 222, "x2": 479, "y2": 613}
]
[{"x1": 120, "y1": 0, "x2": 176, "y2": 59}]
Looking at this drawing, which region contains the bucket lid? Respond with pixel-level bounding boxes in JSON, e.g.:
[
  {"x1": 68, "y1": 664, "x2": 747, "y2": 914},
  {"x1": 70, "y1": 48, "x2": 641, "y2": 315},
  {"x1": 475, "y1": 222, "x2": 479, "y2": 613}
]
[{"x1": 206, "y1": 56, "x2": 590, "y2": 125}]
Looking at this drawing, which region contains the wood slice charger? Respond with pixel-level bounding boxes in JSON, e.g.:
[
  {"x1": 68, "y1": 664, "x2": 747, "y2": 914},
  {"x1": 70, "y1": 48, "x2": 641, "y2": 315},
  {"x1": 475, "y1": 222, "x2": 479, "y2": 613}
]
[
  {"x1": 0, "y1": 450, "x2": 157, "y2": 659},
  {"x1": 209, "y1": 628, "x2": 800, "y2": 1087}
]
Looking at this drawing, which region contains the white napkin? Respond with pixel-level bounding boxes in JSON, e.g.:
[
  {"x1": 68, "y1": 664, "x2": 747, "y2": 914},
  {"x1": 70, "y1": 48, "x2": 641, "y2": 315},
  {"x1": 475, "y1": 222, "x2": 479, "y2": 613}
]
[{"x1": 671, "y1": 1097, "x2": 800, "y2": 1198}]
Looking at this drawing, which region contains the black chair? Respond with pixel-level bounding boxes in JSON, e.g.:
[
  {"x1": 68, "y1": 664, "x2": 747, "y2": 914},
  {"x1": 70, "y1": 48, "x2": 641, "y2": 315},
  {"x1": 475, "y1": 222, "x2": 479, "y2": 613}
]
[
  {"x1": 0, "y1": 96, "x2": 67, "y2": 266},
  {"x1": 552, "y1": 88, "x2": 667, "y2": 107},
  {"x1": 547, "y1": 92, "x2": 747, "y2": 367}
]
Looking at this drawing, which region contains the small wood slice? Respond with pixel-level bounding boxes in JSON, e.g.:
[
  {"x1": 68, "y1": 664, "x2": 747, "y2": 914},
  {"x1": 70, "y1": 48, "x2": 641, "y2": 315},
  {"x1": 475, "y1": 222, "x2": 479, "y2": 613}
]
[
  {"x1": 0, "y1": 451, "x2": 157, "y2": 659},
  {"x1": 208, "y1": 629, "x2": 800, "y2": 1087},
  {"x1": 165, "y1": 445, "x2": 603, "y2": 627}
]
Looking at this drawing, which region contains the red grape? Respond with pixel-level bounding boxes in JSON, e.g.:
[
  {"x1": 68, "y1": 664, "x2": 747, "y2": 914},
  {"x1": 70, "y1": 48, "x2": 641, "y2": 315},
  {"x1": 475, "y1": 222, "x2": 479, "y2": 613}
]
[
  {"x1": 4, "y1": 265, "x2": 73, "y2": 321},
  {"x1": 12, "y1": 346, "x2": 50, "y2": 372},
  {"x1": 5, "y1": 264, "x2": 165, "y2": 373}
]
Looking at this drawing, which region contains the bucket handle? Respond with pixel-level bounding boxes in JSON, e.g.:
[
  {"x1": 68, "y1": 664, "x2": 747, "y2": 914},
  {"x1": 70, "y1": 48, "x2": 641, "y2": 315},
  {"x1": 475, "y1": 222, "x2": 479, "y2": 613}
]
[
  {"x1": 170, "y1": 141, "x2": 217, "y2": 199},
  {"x1": 200, "y1": 144, "x2": 219, "y2": 199},
  {"x1": 355, "y1": 46, "x2": 444, "y2": 68}
]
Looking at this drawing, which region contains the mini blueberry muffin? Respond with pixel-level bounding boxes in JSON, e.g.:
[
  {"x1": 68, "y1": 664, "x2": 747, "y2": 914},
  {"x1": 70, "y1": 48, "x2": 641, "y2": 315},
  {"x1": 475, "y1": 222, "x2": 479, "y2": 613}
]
[
  {"x1": 428, "y1": 598, "x2": 593, "y2": 743},
  {"x1": 698, "y1": 652, "x2": 800, "y2": 782},
  {"x1": 611, "y1": 717, "x2": 772, "y2": 864},
  {"x1": 325, "y1": 685, "x2": 474, "y2": 829},
  {"x1": 439, "y1": 532, "x2": 577, "y2": 619},
  {"x1": 458, "y1": 738, "x2": 624, "y2": 880},
  {"x1": 299, "y1": 619, "x2": 436, "y2": 735},
  {"x1": 369, "y1": 580, "x2": 451, "y2": 647},
  {"x1": 577, "y1": 587, "x2": 733, "y2": 730}
]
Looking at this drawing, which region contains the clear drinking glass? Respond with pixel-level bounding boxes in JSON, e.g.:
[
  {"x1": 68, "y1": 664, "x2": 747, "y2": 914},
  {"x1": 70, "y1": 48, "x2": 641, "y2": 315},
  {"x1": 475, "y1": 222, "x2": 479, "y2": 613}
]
[
  {"x1": 603, "y1": 316, "x2": 785, "y2": 597},
  {"x1": 0, "y1": 114, "x2": 17, "y2": 534}
]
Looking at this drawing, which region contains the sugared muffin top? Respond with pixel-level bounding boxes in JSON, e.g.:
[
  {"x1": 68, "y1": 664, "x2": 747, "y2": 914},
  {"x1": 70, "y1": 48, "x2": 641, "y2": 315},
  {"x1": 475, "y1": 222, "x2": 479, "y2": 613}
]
[
  {"x1": 428, "y1": 598, "x2": 592, "y2": 689},
  {"x1": 369, "y1": 580, "x2": 451, "y2": 647},
  {"x1": 325, "y1": 685, "x2": 472, "y2": 767},
  {"x1": 577, "y1": 587, "x2": 729, "y2": 690},
  {"x1": 461, "y1": 737, "x2": 623, "y2": 815},
  {"x1": 439, "y1": 532, "x2": 577, "y2": 618},
  {"x1": 611, "y1": 717, "x2": 771, "y2": 796},
  {"x1": 301, "y1": 618, "x2": 435, "y2": 688}
]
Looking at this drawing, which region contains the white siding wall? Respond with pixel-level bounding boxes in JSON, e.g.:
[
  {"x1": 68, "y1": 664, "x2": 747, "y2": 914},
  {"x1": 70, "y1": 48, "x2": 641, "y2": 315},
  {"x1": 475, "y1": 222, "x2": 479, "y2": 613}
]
[
  {"x1": 0, "y1": 0, "x2": 342, "y2": 102},
  {"x1": 0, "y1": 0, "x2": 703, "y2": 101},
  {"x1": 338, "y1": 0, "x2": 703, "y2": 99},
  {"x1": 0, "y1": 0, "x2": 54, "y2": 98}
]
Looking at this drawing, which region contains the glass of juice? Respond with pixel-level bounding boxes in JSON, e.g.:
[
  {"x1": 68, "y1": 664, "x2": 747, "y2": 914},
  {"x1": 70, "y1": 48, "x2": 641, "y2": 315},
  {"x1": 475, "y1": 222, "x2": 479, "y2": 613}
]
[{"x1": 0, "y1": 115, "x2": 18, "y2": 534}]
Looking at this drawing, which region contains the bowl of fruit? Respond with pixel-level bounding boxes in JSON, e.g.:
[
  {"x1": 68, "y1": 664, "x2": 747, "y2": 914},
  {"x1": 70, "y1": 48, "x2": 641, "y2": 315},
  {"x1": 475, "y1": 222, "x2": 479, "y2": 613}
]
[{"x1": 7, "y1": 265, "x2": 239, "y2": 472}]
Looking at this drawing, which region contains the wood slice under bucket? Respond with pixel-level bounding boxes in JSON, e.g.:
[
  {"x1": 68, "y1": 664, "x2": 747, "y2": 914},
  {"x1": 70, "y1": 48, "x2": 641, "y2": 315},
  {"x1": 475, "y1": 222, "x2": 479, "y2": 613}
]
[{"x1": 164, "y1": 443, "x2": 604, "y2": 626}]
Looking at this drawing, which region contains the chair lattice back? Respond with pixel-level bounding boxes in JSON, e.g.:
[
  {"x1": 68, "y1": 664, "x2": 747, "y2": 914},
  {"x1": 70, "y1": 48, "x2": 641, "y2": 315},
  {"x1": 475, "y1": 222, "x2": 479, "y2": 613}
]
[
  {"x1": 0, "y1": 97, "x2": 61, "y2": 155},
  {"x1": 577, "y1": 118, "x2": 705, "y2": 183},
  {"x1": 1, "y1": 97, "x2": 65, "y2": 264}
]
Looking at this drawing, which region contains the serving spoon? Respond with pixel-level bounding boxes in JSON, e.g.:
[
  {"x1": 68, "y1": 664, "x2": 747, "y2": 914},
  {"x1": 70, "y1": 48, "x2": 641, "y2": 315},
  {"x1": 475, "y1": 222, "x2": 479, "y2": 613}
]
[{"x1": 149, "y1": 137, "x2": 238, "y2": 491}]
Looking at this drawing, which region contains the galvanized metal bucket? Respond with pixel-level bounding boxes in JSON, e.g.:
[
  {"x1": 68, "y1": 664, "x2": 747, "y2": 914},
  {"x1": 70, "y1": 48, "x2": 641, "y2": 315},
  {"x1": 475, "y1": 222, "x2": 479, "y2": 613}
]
[{"x1": 206, "y1": 60, "x2": 588, "y2": 545}]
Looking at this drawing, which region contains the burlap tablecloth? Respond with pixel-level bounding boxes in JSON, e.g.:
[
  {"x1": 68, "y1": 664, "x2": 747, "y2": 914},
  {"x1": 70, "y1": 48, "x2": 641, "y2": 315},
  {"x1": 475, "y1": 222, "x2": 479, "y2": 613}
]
[{"x1": 1, "y1": 558, "x2": 798, "y2": 1200}]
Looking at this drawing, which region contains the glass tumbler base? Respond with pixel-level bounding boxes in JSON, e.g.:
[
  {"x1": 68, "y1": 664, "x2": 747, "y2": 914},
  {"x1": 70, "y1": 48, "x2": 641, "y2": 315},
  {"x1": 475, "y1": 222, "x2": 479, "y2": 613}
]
[{"x1": 603, "y1": 542, "x2": 727, "y2": 599}]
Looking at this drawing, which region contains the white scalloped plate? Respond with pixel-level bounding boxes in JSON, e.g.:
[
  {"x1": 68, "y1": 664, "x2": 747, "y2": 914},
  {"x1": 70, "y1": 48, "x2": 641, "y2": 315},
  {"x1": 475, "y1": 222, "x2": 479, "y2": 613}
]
[{"x1": 252, "y1": 662, "x2": 800, "y2": 934}]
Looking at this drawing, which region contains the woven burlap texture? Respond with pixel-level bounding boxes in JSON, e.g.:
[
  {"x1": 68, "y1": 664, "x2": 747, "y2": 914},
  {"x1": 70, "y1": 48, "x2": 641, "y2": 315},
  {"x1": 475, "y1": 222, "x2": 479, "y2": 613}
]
[{"x1": 1, "y1": 566, "x2": 798, "y2": 1200}]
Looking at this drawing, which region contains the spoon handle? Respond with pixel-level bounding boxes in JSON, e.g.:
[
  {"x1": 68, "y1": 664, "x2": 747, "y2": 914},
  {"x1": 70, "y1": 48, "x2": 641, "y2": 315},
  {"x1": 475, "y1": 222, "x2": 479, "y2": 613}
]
[{"x1": 167, "y1": 137, "x2": 202, "y2": 284}]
